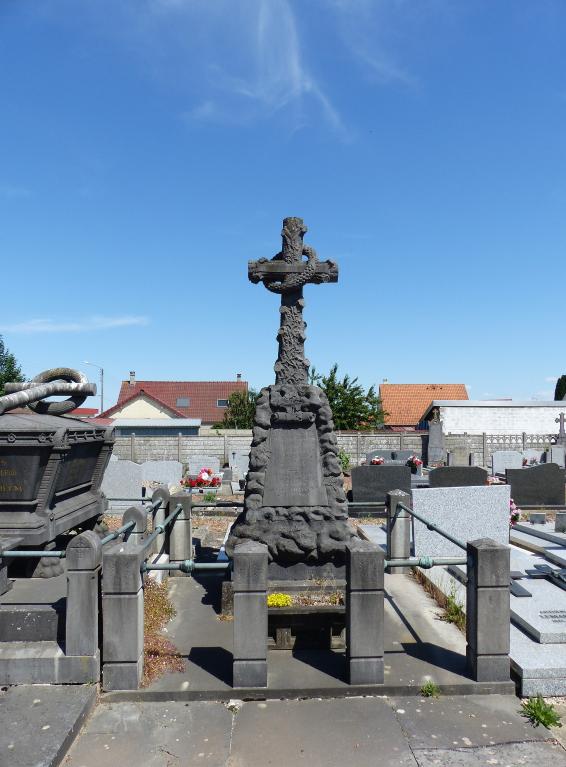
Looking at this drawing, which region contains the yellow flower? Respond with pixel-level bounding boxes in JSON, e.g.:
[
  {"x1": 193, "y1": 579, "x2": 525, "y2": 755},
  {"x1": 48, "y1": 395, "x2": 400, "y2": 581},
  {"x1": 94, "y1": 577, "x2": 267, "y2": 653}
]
[{"x1": 267, "y1": 592, "x2": 292, "y2": 608}]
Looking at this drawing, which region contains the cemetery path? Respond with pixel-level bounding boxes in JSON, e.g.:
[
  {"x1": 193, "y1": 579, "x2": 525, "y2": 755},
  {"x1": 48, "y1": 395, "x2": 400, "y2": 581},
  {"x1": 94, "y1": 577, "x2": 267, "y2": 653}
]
[{"x1": 59, "y1": 694, "x2": 566, "y2": 767}]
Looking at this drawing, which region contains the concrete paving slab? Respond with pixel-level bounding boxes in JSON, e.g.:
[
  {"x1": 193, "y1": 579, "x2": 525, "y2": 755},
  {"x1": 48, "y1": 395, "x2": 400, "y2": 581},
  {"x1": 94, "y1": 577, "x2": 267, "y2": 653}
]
[
  {"x1": 229, "y1": 697, "x2": 418, "y2": 767},
  {"x1": 0, "y1": 684, "x2": 96, "y2": 767},
  {"x1": 388, "y1": 694, "x2": 551, "y2": 749},
  {"x1": 63, "y1": 701, "x2": 232, "y2": 767},
  {"x1": 412, "y1": 741, "x2": 566, "y2": 766}
]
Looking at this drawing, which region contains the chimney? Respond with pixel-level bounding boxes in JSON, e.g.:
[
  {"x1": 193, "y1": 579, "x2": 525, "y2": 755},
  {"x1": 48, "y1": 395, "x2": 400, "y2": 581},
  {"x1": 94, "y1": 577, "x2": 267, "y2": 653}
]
[
  {"x1": 236, "y1": 373, "x2": 242, "y2": 381},
  {"x1": 129, "y1": 371, "x2": 136, "y2": 386}
]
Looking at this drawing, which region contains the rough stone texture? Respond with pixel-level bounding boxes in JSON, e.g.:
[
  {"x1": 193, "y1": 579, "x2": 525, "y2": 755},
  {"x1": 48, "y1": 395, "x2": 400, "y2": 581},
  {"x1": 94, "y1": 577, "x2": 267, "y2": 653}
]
[
  {"x1": 492, "y1": 449, "x2": 523, "y2": 475},
  {"x1": 351, "y1": 465, "x2": 411, "y2": 508},
  {"x1": 506, "y1": 462, "x2": 566, "y2": 506},
  {"x1": 412, "y1": 485, "x2": 510, "y2": 558},
  {"x1": 227, "y1": 383, "x2": 355, "y2": 565},
  {"x1": 429, "y1": 466, "x2": 488, "y2": 487}
]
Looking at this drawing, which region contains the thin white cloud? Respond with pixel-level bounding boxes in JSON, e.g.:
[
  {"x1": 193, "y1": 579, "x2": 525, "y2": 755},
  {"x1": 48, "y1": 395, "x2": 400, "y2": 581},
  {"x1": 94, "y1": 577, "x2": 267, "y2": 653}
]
[{"x1": 0, "y1": 316, "x2": 149, "y2": 334}]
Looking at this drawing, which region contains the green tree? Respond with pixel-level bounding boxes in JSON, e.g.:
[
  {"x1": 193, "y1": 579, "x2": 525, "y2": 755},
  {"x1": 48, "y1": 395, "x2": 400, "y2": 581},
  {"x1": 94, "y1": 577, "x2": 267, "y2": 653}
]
[
  {"x1": 216, "y1": 389, "x2": 259, "y2": 429},
  {"x1": 555, "y1": 376, "x2": 566, "y2": 401},
  {"x1": 0, "y1": 336, "x2": 24, "y2": 396},
  {"x1": 311, "y1": 363, "x2": 386, "y2": 430}
]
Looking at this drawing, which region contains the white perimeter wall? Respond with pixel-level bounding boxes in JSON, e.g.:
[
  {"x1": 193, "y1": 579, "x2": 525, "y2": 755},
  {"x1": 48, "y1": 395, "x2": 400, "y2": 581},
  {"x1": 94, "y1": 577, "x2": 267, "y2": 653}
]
[{"x1": 440, "y1": 404, "x2": 566, "y2": 434}]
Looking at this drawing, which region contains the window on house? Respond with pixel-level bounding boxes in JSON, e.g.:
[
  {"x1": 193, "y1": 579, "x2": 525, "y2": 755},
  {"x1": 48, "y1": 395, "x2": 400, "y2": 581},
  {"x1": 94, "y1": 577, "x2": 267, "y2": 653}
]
[
  {"x1": 217, "y1": 399, "x2": 229, "y2": 407},
  {"x1": 176, "y1": 397, "x2": 190, "y2": 407}
]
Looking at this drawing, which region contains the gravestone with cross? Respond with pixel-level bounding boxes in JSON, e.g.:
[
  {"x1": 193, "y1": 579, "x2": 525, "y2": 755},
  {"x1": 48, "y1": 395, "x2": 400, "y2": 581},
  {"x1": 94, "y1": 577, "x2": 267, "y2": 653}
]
[
  {"x1": 556, "y1": 413, "x2": 566, "y2": 447},
  {"x1": 227, "y1": 217, "x2": 354, "y2": 576}
]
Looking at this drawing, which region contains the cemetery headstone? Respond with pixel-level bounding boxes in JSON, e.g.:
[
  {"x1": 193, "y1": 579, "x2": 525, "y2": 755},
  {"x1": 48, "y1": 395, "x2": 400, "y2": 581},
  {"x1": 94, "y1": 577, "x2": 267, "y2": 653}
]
[
  {"x1": 365, "y1": 450, "x2": 395, "y2": 464},
  {"x1": 394, "y1": 450, "x2": 420, "y2": 462},
  {"x1": 426, "y1": 410, "x2": 446, "y2": 466},
  {"x1": 556, "y1": 412, "x2": 566, "y2": 447},
  {"x1": 226, "y1": 217, "x2": 355, "y2": 574},
  {"x1": 188, "y1": 455, "x2": 220, "y2": 476},
  {"x1": 101, "y1": 459, "x2": 142, "y2": 503},
  {"x1": 522, "y1": 449, "x2": 545, "y2": 465},
  {"x1": 229, "y1": 451, "x2": 249, "y2": 480},
  {"x1": 141, "y1": 460, "x2": 183, "y2": 487},
  {"x1": 506, "y1": 463, "x2": 565, "y2": 506},
  {"x1": 429, "y1": 466, "x2": 488, "y2": 488},
  {"x1": 550, "y1": 446, "x2": 566, "y2": 469},
  {"x1": 351, "y1": 465, "x2": 411, "y2": 509},
  {"x1": 492, "y1": 450, "x2": 523, "y2": 475},
  {"x1": 447, "y1": 447, "x2": 471, "y2": 466},
  {"x1": 412, "y1": 485, "x2": 510, "y2": 557}
]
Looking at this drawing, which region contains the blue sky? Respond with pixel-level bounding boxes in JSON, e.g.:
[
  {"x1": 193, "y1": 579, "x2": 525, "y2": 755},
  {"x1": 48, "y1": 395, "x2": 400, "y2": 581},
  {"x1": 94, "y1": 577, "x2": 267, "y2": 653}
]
[{"x1": 1, "y1": 0, "x2": 565, "y2": 412}]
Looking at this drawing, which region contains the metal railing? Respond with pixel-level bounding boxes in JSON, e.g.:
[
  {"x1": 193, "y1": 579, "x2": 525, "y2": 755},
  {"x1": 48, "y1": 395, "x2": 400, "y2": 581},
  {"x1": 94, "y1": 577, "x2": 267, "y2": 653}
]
[{"x1": 397, "y1": 501, "x2": 467, "y2": 552}]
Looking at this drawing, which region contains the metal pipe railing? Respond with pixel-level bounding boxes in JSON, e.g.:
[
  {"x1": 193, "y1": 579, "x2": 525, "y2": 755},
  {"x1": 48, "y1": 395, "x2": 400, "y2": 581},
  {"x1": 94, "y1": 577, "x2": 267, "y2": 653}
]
[
  {"x1": 398, "y1": 502, "x2": 467, "y2": 551},
  {"x1": 143, "y1": 503, "x2": 182, "y2": 550},
  {"x1": 142, "y1": 559, "x2": 231, "y2": 574},
  {"x1": 0, "y1": 548, "x2": 66, "y2": 558},
  {"x1": 100, "y1": 520, "x2": 136, "y2": 546},
  {"x1": 385, "y1": 556, "x2": 467, "y2": 569}
]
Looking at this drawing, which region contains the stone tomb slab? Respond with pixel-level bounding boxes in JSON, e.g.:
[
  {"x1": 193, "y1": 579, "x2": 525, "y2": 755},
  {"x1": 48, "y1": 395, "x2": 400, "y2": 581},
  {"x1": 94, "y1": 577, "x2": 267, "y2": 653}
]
[
  {"x1": 429, "y1": 466, "x2": 488, "y2": 488},
  {"x1": 140, "y1": 460, "x2": 182, "y2": 487},
  {"x1": 262, "y1": 423, "x2": 328, "y2": 507},
  {"x1": 491, "y1": 450, "x2": 523, "y2": 475},
  {"x1": 188, "y1": 455, "x2": 220, "y2": 476},
  {"x1": 511, "y1": 578, "x2": 566, "y2": 643},
  {"x1": 100, "y1": 459, "x2": 142, "y2": 502},
  {"x1": 412, "y1": 485, "x2": 510, "y2": 558},
  {"x1": 506, "y1": 463, "x2": 565, "y2": 506},
  {"x1": 351, "y1": 465, "x2": 411, "y2": 507}
]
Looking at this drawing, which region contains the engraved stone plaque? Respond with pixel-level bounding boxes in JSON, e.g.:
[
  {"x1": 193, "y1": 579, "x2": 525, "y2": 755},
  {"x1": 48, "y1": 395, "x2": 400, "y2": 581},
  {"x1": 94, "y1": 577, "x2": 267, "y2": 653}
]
[{"x1": 262, "y1": 423, "x2": 328, "y2": 507}]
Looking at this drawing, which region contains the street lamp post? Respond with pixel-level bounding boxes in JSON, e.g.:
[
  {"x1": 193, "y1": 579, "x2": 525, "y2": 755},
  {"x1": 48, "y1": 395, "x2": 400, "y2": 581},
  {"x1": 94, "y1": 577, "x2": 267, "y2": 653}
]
[{"x1": 83, "y1": 361, "x2": 104, "y2": 415}]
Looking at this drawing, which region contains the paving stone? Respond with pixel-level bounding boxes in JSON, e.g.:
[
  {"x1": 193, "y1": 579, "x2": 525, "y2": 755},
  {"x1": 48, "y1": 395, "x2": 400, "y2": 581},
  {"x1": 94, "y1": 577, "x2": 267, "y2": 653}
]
[
  {"x1": 0, "y1": 684, "x2": 96, "y2": 767},
  {"x1": 229, "y1": 698, "x2": 418, "y2": 767},
  {"x1": 511, "y1": 578, "x2": 566, "y2": 643},
  {"x1": 64, "y1": 701, "x2": 232, "y2": 767},
  {"x1": 413, "y1": 741, "x2": 566, "y2": 767}
]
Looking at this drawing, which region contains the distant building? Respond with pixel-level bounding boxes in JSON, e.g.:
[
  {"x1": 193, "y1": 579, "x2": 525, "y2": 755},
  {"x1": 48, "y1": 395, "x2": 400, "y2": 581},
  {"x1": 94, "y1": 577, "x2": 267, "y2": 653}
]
[
  {"x1": 99, "y1": 371, "x2": 248, "y2": 426},
  {"x1": 422, "y1": 400, "x2": 566, "y2": 435},
  {"x1": 379, "y1": 383, "x2": 469, "y2": 430}
]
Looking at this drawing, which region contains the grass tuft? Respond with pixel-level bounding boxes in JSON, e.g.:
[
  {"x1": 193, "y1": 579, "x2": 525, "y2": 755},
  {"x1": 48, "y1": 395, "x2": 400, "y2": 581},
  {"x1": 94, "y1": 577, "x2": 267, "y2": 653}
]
[
  {"x1": 521, "y1": 695, "x2": 562, "y2": 728},
  {"x1": 420, "y1": 680, "x2": 440, "y2": 698}
]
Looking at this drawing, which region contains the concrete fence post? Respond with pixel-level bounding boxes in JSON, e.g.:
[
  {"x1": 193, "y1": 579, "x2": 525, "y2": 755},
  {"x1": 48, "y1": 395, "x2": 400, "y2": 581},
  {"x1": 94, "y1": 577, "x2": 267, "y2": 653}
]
[
  {"x1": 233, "y1": 541, "x2": 268, "y2": 688},
  {"x1": 346, "y1": 539, "x2": 384, "y2": 685},
  {"x1": 466, "y1": 538, "x2": 510, "y2": 682},
  {"x1": 386, "y1": 490, "x2": 411, "y2": 574},
  {"x1": 556, "y1": 512, "x2": 566, "y2": 533},
  {"x1": 151, "y1": 487, "x2": 170, "y2": 556},
  {"x1": 66, "y1": 531, "x2": 102, "y2": 661},
  {"x1": 122, "y1": 506, "x2": 147, "y2": 544},
  {"x1": 102, "y1": 540, "x2": 146, "y2": 690},
  {"x1": 169, "y1": 492, "x2": 192, "y2": 575}
]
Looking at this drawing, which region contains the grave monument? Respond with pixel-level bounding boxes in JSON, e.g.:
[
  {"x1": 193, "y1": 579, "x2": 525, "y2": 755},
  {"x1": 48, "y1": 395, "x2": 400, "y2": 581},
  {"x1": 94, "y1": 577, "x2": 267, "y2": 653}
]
[{"x1": 226, "y1": 217, "x2": 355, "y2": 576}]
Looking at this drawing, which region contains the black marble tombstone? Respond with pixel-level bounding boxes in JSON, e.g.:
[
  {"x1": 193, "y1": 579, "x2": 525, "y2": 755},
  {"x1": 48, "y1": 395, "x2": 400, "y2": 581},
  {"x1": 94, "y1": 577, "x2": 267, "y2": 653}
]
[
  {"x1": 429, "y1": 466, "x2": 488, "y2": 488},
  {"x1": 505, "y1": 463, "x2": 565, "y2": 506},
  {"x1": 351, "y1": 465, "x2": 412, "y2": 511}
]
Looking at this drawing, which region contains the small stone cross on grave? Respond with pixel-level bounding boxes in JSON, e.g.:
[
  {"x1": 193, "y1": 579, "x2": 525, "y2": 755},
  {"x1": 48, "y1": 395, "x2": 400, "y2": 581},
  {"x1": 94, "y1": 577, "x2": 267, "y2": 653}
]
[
  {"x1": 248, "y1": 217, "x2": 338, "y2": 385},
  {"x1": 556, "y1": 413, "x2": 566, "y2": 446}
]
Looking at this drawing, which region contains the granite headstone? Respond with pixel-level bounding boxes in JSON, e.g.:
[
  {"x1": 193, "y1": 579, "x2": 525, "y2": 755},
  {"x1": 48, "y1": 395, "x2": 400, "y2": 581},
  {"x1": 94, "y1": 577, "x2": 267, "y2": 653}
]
[
  {"x1": 492, "y1": 450, "x2": 523, "y2": 476},
  {"x1": 447, "y1": 447, "x2": 471, "y2": 466},
  {"x1": 101, "y1": 459, "x2": 142, "y2": 504},
  {"x1": 506, "y1": 463, "x2": 565, "y2": 506},
  {"x1": 429, "y1": 466, "x2": 488, "y2": 488},
  {"x1": 351, "y1": 465, "x2": 411, "y2": 509},
  {"x1": 550, "y1": 446, "x2": 566, "y2": 469},
  {"x1": 141, "y1": 460, "x2": 183, "y2": 487},
  {"x1": 229, "y1": 451, "x2": 249, "y2": 480},
  {"x1": 412, "y1": 485, "x2": 510, "y2": 557},
  {"x1": 365, "y1": 450, "x2": 395, "y2": 464},
  {"x1": 188, "y1": 455, "x2": 221, "y2": 476}
]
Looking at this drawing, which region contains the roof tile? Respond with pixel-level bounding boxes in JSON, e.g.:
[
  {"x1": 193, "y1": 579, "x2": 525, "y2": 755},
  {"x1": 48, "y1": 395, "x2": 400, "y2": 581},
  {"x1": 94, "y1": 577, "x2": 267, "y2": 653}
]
[{"x1": 379, "y1": 384, "x2": 468, "y2": 427}]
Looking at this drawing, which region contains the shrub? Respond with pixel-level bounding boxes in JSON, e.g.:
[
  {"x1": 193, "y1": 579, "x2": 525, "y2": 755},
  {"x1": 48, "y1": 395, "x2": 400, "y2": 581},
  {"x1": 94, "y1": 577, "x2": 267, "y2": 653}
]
[
  {"x1": 267, "y1": 592, "x2": 292, "y2": 608},
  {"x1": 338, "y1": 448, "x2": 351, "y2": 473}
]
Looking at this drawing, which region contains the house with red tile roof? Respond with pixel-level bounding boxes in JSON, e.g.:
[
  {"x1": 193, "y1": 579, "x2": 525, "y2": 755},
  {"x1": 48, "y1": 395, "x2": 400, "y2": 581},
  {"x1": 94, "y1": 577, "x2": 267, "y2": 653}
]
[
  {"x1": 379, "y1": 383, "x2": 469, "y2": 430},
  {"x1": 99, "y1": 371, "x2": 248, "y2": 426}
]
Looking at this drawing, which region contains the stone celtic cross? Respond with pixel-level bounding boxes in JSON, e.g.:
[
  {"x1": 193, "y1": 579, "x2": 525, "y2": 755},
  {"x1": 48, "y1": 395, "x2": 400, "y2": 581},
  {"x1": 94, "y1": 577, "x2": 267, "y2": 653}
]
[
  {"x1": 556, "y1": 413, "x2": 566, "y2": 444},
  {"x1": 248, "y1": 217, "x2": 338, "y2": 385}
]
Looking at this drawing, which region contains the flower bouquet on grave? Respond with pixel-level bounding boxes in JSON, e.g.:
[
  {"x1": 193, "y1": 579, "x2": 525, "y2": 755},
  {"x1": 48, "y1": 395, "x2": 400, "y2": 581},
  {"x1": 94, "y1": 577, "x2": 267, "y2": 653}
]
[
  {"x1": 487, "y1": 475, "x2": 504, "y2": 485},
  {"x1": 407, "y1": 455, "x2": 423, "y2": 474},
  {"x1": 370, "y1": 457, "x2": 385, "y2": 465},
  {"x1": 180, "y1": 467, "x2": 221, "y2": 491},
  {"x1": 509, "y1": 498, "x2": 520, "y2": 526}
]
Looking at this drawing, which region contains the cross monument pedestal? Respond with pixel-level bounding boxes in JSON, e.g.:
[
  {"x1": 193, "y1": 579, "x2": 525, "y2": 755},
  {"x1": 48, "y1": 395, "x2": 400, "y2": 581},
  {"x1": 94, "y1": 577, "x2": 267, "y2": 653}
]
[{"x1": 226, "y1": 218, "x2": 355, "y2": 578}]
